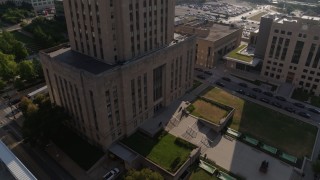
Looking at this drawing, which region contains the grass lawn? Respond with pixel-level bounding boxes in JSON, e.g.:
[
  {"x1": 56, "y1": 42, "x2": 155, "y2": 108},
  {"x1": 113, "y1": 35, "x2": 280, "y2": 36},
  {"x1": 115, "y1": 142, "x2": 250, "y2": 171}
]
[
  {"x1": 226, "y1": 45, "x2": 253, "y2": 63},
  {"x1": 189, "y1": 167, "x2": 218, "y2": 180},
  {"x1": 291, "y1": 88, "x2": 320, "y2": 108},
  {"x1": 249, "y1": 11, "x2": 268, "y2": 21},
  {"x1": 203, "y1": 87, "x2": 317, "y2": 158},
  {"x1": 52, "y1": 126, "x2": 104, "y2": 171},
  {"x1": 190, "y1": 99, "x2": 228, "y2": 124},
  {"x1": 122, "y1": 132, "x2": 195, "y2": 173}
]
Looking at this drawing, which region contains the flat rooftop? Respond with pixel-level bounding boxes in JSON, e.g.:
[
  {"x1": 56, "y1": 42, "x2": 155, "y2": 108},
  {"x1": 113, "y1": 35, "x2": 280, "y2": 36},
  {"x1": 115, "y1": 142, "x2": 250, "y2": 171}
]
[
  {"x1": 48, "y1": 47, "x2": 116, "y2": 75},
  {"x1": 44, "y1": 33, "x2": 193, "y2": 75},
  {"x1": 204, "y1": 24, "x2": 239, "y2": 41}
]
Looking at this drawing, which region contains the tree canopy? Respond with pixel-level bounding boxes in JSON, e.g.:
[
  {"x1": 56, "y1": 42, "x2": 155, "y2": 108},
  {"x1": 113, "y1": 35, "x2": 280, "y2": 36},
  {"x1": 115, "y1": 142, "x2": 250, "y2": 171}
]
[
  {"x1": 0, "y1": 52, "x2": 17, "y2": 81},
  {"x1": 18, "y1": 60, "x2": 36, "y2": 82},
  {"x1": 0, "y1": 31, "x2": 28, "y2": 61},
  {"x1": 21, "y1": 95, "x2": 70, "y2": 147}
]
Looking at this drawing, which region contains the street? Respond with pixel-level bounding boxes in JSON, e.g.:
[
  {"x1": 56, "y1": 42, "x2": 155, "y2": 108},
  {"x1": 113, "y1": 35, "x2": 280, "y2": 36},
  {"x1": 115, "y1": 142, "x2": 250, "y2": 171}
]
[{"x1": 0, "y1": 97, "x2": 74, "y2": 180}]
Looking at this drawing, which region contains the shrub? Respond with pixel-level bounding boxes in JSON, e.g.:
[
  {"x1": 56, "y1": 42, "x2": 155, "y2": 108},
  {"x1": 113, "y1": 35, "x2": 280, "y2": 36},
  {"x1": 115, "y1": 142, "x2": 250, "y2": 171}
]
[
  {"x1": 186, "y1": 104, "x2": 195, "y2": 113},
  {"x1": 174, "y1": 137, "x2": 196, "y2": 149},
  {"x1": 170, "y1": 157, "x2": 181, "y2": 172}
]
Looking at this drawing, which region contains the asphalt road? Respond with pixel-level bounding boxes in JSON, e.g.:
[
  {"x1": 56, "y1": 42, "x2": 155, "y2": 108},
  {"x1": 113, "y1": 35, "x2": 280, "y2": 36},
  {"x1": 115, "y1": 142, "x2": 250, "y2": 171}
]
[{"x1": 0, "y1": 98, "x2": 74, "y2": 180}]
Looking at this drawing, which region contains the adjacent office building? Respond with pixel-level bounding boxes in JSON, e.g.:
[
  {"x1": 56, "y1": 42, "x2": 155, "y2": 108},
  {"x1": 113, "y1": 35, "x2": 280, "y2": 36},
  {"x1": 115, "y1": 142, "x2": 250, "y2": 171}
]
[
  {"x1": 175, "y1": 20, "x2": 242, "y2": 68},
  {"x1": 256, "y1": 15, "x2": 320, "y2": 95},
  {"x1": 40, "y1": 0, "x2": 196, "y2": 150}
]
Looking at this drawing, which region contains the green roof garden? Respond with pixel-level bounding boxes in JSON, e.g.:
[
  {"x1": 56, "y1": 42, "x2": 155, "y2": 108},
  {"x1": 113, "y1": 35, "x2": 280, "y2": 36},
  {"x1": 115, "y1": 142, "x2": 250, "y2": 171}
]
[
  {"x1": 226, "y1": 45, "x2": 253, "y2": 63},
  {"x1": 122, "y1": 131, "x2": 196, "y2": 173}
]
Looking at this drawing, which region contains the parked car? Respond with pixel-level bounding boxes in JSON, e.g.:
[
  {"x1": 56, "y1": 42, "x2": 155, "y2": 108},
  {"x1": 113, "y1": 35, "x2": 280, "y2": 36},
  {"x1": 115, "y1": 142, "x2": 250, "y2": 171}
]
[
  {"x1": 238, "y1": 82, "x2": 248, "y2": 88},
  {"x1": 197, "y1": 74, "x2": 206, "y2": 80},
  {"x1": 298, "y1": 112, "x2": 311, "y2": 119},
  {"x1": 260, "y1": 98, "x2": 270, "y2": 103},
  {"x1": 275, "y1": 96, "x2": 286, "y2": 101},
  {"x1": 271, "y1": 101, "x2": 282, "y2": 108},
  {"x1": 236, "y1": 89, "x2": 245, "y2": 95},
  {"x1": 308, "y1": 108, "x2": 320, "y2": 114},
  {"x1": 252, "y1": 88, "x2": 262, "y2": 93},
  {"x1": 194, "y1": 68, "x2": 203, "y2": 72},
  {"x1": 204, "y1": 71, "x2": 213, "y2": 75},
  {"x1": 103, "y1": 168, "x2": 120, "y2": 180},
  {"x1": 222, "y1": 77, "x2": 231, "y2": 82},
  {"x1": 263, "y1": 91, "x2": 273, "y2": 97},
  {"x1": 293, "y1": 102, "x2": 305, "y2": 108},
  {"x1": 215, "y1": 81, "x2": 225, "y2": 87},
  {"x1": 246, "y1": 93, "x2": 256, "y2": 99},
  {"x1": 285, "y1": 107, "x2": 295, "y2": 113}
]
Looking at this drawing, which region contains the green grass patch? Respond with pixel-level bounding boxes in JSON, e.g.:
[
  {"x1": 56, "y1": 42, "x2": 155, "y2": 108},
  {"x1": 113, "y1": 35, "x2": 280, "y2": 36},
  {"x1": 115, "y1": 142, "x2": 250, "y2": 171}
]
[
  {"x1": 189, "y1": 166, "x2": 219, "y2": 180},
  {"x1": 190, "y1": 99, "x2": 228, "y2": 124},
  {"x1": 52, "y1": 126, "x2": 104, "y2": 171},
  {"x1": 122, "y1": 131, "x2": 195, "y2": 173},
  {"x1": 291, "y1": 88, "x2": 320, "y2": 108},
  {"x1": 248, "y1": 11, "x2": 268, "y2": 21},
  {"x1": 203, "y1": 87, "x2": 317, "y2": 158},
  {"x1": 226, "y1": 45, "x2": 253, "y2": 63}
]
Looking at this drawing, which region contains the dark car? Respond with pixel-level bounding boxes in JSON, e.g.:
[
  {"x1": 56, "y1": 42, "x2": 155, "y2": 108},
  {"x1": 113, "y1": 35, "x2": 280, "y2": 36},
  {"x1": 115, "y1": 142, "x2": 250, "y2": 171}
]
[
  {"x1": 222, "y1": 77, "x2": 231, "y2": 82},
  {"x1": 308, "y1": 108, "x2": 320, "y2": 114},
  {"x1": 9, "y1": 99, "x2": 21, "y2": 105},
  {"x1": 239, "y1": 82, "x2": 248, "y2": 88},
  {"x1": 271, "y1": 101, "x2": 282, "y2": 108},
  {"x1": 236, "y1": 89, "x2": 245, "y2": 95},
  {"x1": 263, "y1": 91, "x2": 273, "y2": 97},
  {"x1": 285, "y1": 107, "x2": 295, "y2": 113},
  {"x1": 293, "y1": 102, "x2": 305, "y2": 108},
  {"x1": 215, "y1": 81, "x2": 225, "y2": 87},
  {"x1": 195, "y1": 68, "x2": 203, "y2": 72},
  {"x1": 197, "y1": 74, "x2": 206, "y2": 80},
  {"x1": 275, "y1": 96, "x2": 286, "y2": 101},
  {"x1": 204, "y1": 71, "x2": 213, "y2": 75},
  {"x1": 298, "y1": 112, "x2": 311, "y2": 119},
  {"x1": 252, "y1": 88, "x2": 262, "y2": 93},
  {"x1": 246, "y1": 93, "x2": 256, "y2": 99},
  {"x1": 260, "y1": 98, "x2": 270, "y2": 103}
]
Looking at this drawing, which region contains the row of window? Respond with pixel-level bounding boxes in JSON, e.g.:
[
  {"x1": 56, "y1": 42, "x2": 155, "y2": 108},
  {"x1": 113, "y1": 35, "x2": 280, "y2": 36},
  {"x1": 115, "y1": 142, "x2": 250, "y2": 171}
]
[
  {"x1": 274, "y1": 29, "x2": 319, "y2": 40},
  {"x1": 131, "y1": 73, "x2": 148, "y2": 118}
]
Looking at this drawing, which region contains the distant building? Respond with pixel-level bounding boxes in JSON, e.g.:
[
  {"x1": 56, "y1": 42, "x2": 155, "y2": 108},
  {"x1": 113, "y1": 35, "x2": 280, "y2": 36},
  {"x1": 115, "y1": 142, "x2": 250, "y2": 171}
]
[
  {"x1": 175, "y1": 20, "x2": 242, "y2": 68},
  {"x1": 54, "y1": 0, "x2": 64, "y2": 18},
  {"x1": 256, "y1": 14, "x2": 320, "y2": 95},
  {"x1": 1, "y1": 0, "x2": 54, "y2": 11}
]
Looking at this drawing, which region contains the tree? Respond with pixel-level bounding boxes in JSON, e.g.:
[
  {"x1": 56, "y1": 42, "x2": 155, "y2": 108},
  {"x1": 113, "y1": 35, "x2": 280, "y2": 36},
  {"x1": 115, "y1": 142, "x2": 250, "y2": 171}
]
[
  {"x1": 18, "y1": 60, "x2": 36, "y2": 82},
  {"x1": 0, "y1": 31, "x2": 28, "y2": 61},
  {"x1": 22, "y1": 97, "x2": 69, "y2": 147},
  {"x1": 0, "y1": 79, "x2": 5, "y2": 91},
  {"x1": 124, "y1": 168, "x2": 164, "y2": 180},
  {"x1": 0, "y1": 52, "x2": 17, "y2": 81},
  {"x1": 32, "y1": 58, "x2": 43, "y2": 78}
]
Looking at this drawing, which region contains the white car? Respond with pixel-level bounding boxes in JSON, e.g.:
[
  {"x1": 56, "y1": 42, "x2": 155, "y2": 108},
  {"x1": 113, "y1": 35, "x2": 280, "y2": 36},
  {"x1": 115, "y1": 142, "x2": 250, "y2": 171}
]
[{"x1": 103, "y1": 168, "x2": 120, "y2": 180}]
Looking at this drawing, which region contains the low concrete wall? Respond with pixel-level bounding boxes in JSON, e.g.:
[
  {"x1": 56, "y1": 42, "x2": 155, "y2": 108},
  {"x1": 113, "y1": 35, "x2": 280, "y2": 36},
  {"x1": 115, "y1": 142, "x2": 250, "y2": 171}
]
[
  {"x1": 140, "y1": 148, "x2": 201, "y2": 180},
  {"x1": 189, "y1": 97, "x2": 235, "y2": 132}
]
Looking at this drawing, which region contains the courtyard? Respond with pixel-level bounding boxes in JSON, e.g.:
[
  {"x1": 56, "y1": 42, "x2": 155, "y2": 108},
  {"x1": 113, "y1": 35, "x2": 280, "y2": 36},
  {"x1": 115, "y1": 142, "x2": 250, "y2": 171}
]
[{"x1": 202, "y1": 87, "x2": 317, "y2": 158}]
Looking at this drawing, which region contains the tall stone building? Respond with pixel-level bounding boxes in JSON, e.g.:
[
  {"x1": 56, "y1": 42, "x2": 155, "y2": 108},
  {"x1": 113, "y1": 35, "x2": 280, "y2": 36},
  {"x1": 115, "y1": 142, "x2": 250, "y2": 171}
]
[
  {"x1": 256, "y1": 15, "x2": 320, "y2": 95},
  {"x1": 40, "y1": 0, "x2": 196, "y2": 150}
]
